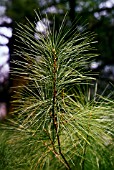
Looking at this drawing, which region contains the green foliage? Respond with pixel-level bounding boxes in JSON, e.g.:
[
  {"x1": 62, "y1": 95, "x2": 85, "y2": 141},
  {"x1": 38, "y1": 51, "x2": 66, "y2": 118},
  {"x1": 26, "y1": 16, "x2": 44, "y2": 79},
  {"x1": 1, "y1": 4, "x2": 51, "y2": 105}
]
[{"x1": 0, "y1": 13, "x2": 114, "y2": 170}]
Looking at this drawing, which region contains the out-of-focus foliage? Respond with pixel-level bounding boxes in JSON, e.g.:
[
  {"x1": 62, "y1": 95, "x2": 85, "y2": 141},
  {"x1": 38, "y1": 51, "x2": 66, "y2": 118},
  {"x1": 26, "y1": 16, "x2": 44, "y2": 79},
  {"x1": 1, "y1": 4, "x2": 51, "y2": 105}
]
[
  {"x1": 6, "y1": 0, "x2": 39, "y2": 23},
  {"x1": 75, "y1": 0, "x2": 114, "y2": 64}
]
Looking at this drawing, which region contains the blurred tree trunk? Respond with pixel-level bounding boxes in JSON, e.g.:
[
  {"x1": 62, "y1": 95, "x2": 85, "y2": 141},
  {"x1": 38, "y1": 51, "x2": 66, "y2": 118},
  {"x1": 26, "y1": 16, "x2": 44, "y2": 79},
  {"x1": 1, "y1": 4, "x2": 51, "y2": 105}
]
[{"x1": 68, "y1": 0, "x2": 76, "y2": 23}]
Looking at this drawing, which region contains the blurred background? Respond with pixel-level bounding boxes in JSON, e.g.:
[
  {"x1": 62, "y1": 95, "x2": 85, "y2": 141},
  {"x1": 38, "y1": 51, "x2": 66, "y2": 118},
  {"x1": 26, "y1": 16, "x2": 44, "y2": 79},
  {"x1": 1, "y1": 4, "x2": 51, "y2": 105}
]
[{"x1": 0, "y1": 0, "x2": 114, "y2": 117}]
